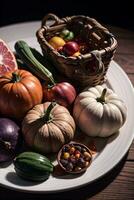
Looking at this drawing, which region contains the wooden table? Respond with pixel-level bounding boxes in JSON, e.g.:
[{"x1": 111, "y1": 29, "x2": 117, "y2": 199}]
[{"x1": 0, "y1": 26, "x2": 134, "y2": 200}]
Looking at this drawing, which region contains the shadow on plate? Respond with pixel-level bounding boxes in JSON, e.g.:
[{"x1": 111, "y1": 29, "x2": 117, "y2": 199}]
[
  {"x1": 0, "y1": 161, "x2": 12, "y2": 168},
  {"x1": 90, "y1": 131, "x2": 120, "y2": 161},
  {"x1": 6, "y1": 172, "x2": 42, "y2": 187},
  {"x1": 74, "y1": 128, "x2": 108, "y2": 160},
  {"x1": 107, "y1": 131, "x2": 120, "y2": 144}
]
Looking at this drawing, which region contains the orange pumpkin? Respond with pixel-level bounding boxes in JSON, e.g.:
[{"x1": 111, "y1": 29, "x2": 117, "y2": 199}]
[{"x1": 0, "y1": 69, "x2": 43, "y2": 119}]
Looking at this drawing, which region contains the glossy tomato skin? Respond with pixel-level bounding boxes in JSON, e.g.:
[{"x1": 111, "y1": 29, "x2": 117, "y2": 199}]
[
  {"x1": 63, "y1": 41, "x2": 79, "y2": 56},
  {"x1": 42, "y1": 82, "x2": 76, "y2": 107}
]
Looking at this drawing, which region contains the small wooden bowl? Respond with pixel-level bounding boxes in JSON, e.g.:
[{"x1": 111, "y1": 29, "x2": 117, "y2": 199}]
[{"x1": 57, "y1": 142, "x2": 92, "y2": 174}]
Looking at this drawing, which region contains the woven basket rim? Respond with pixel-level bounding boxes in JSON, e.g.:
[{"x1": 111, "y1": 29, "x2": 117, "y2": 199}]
[
  {"x1": 36, "y1": 14, "x2": 117, "y2": 89},
  {"x1": 37, "y1": 28, "x2": 117, "y2": 61},
  {"x1": 36, "y1": 14, "x2": 117, "y2": 62}
]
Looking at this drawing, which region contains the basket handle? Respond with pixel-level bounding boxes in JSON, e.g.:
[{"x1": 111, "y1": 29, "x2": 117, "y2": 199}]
[{"x1": 42, "y1": 13, "x2": 63, "y2": 27}]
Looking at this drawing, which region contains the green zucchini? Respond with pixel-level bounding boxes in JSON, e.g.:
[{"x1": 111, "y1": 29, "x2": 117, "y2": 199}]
[
  {"x1": 14, "y1": 40, "x2": 55, "y2": 84},
  {"x1": 14, "y1": 151, "x2": 54, "y2": 181},
  {"x1": 30, "y1": 47, "x2": 58, "y2": 78}
]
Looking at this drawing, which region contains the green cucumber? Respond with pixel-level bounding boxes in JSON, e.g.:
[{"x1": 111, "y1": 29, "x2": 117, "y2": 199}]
[
  {"x1": 14, "y1": 151, "x2": 54, "y2": 181},
  {"x1": 14, "y1": 40, "x2": 55, "y2": 84}
]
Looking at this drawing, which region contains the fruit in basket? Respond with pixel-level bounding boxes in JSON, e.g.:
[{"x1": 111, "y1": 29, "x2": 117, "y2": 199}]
[
  {"x1": 72, "y1": 51, "x2": 81, "y2": 57},
  {"x1": 0, "y1": 69, "x2": 43, "y2": 119},
  {"x1": 60, "y1": 29, "x2": 74, "y2": 41},
  {"x1": 73, "y1": 85, "x2": 127, "y2": 137},
  {"x1": 60, "y1": 29, "x2": 70, "y2": 38},
  {"x1": 42, "y1": 82, "x2": 76, "y2": 107},
  {"x1": 62, "y1": 41, "x2": 79, "y2": 56},
  {"x1": 22, "y1": 102, "x2": 76, "y2": 153},
  {"x1": 14, "y1": 151, "x2": 53, "y2": 181},
  {"x1": 0, "y1": 118, "x2": 20, "y2": 162},
  {"x1": 48, "y1": 36, "x2": 65, "y2": 49},
  {"x1": 0, "y1": 39, "x2": 18, "y2": 76}
]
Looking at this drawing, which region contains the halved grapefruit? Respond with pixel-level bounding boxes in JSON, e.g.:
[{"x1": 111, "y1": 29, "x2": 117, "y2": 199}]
[{"x1": 0, "y1": 39, "x2": 18, "y2": 76}]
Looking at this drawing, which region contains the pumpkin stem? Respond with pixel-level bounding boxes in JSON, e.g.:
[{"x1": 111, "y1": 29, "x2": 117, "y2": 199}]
[
  {"x1": 96, "y1": 88, "x2": 107, "y2": 104},
  {"x1": 12, "y1": 72, "x2": 20, "y2": 83},
  {"x1": 43, "y1": 102, "x2": 57, "y2": 122}
]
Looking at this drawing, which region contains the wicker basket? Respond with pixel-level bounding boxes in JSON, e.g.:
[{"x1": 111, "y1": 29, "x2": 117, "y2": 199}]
[{"x1": 36, "y1": 13, "x2": 117, "y2": 88}]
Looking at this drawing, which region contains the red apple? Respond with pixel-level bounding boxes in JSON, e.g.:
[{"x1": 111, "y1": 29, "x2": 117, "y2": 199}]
[
  {"x1": 63, "y1": 41, "x2": 79, "y2": 56},
  {"x1": 42, "y1": 82, "x2": 77, "y2": 107}
]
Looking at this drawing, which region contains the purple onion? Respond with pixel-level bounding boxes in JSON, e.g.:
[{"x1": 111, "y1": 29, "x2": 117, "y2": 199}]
[{"x1": 0, "y1": 118, "x2": 20, "y2": 162}]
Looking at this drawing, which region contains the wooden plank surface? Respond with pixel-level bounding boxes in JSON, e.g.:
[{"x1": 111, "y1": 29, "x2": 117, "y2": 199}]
[{"x1": 0, "y1": 25, "x2": 134, "y2": 200}]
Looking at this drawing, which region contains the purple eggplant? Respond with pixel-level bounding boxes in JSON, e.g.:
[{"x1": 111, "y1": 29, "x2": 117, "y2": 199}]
[{"x1": 0, "y1": 118, "x2": 20, "y2": 162}]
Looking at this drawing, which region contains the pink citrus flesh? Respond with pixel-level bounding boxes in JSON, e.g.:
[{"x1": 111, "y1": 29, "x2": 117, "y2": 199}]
[{"x1": 0, "y1": 39, "x2": 18, "y2": 76}]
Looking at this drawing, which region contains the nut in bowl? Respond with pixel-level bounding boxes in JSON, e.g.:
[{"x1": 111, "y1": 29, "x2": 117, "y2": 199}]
[{"x1": 57, "y1": 142, "x2": 92, "y2": 174}]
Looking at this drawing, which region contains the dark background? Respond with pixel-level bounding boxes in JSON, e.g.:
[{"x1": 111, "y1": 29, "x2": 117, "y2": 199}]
[{"x1": 0, "y1": 0, "x2": 134, "y2": 30}]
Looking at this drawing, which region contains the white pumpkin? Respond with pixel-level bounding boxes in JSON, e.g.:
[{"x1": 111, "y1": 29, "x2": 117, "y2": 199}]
[{"x1": 73, "y1": 85, "x2": 127, "y2": 137}]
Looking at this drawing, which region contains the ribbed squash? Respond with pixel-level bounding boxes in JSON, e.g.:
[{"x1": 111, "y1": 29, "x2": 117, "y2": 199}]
[
  {"x1": 73, "y1": 85, "x2": 127, "y2": 137},
  {"x1": 22, "y1": 102, "x2": 76, "y2": 153}
]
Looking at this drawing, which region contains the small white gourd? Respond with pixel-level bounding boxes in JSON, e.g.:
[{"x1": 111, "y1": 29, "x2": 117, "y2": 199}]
[{"x1": 73, "y1": 85, "x2": 127, "y2": 137}]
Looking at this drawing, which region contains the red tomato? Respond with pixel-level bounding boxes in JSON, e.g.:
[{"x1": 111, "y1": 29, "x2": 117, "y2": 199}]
[
  {"x1": 42, "y1": 82, "x2": 76, "y2": 107},
  {"x1": 63, "y1": 41, "x2": 79, "y2": 56}
]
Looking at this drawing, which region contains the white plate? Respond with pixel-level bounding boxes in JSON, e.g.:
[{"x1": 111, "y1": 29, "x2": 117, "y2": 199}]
[{"x1": 0, "y1": 22, "x2": 134, "y2": 193}]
